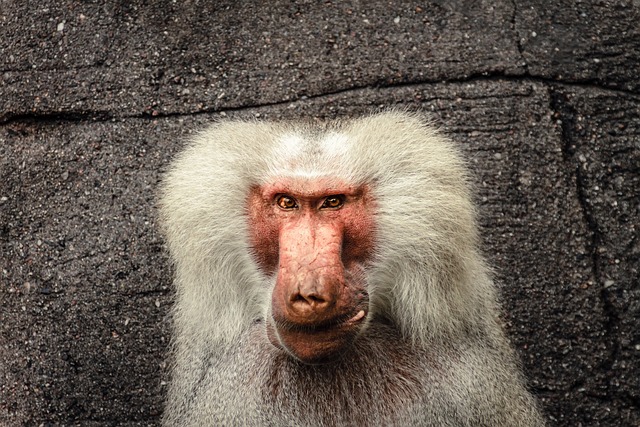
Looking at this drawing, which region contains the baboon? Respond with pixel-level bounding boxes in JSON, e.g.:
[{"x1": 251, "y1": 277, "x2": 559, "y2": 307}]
[{"x1": 159, "y1": 111, "x2": 545, "y2": 426}]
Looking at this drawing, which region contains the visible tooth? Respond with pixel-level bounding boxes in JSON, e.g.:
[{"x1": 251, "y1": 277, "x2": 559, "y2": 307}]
[{"x1": 351, "y1": 310, "x2": 365, "y2": 322}]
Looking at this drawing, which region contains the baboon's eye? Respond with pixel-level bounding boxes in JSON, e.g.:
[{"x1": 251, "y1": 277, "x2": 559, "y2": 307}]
[
  {"x1": 321, "y1": 195, "x2": 345, "y2": 209},
  {"x1": 276, "y1": 195, "x2": 298, "y2": 210}
]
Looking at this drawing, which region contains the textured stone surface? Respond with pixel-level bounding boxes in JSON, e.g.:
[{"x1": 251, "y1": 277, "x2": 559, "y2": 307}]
[{"x1": 1, "y1": 1, "x2": 639, "y2": 426}]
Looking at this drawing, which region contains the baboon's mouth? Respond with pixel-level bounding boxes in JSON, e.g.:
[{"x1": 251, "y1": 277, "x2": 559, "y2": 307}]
[
  {"x1": 267, "y1": 309, "x2": 368, "y2": 364},
  {"x1": 273, "y1": 309, "x2": 367, "y2": 333}
]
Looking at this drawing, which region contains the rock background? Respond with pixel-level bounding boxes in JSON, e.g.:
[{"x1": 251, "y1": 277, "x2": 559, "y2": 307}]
[{"x1": 1, "y1": 1, "x2": 638, "y2": 425}]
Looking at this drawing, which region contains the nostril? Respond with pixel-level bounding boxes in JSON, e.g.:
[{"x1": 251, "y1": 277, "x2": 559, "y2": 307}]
[
  {"x1": 291, "y1": 292, "x2": 327, "y2": 308},
  {"x1": 307, "y1": 294, "x2": 324, "y2": 303},
  {"x1": 290, "y1": 293, "x2": 305, "y2": 303}
]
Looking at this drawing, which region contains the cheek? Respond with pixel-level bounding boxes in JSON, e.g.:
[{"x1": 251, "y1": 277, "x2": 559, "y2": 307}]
[
  {"x1": 342, "y1": 205, "x2": 376, "y2": 264},
  {"x1": 247, "y1": 194, "x2": 280, "y2": 274}
]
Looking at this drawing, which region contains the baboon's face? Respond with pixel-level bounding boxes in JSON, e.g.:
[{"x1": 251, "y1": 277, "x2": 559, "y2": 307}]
[{"x1": 248, "y1": 177, "x2": 375, "y2": 364}]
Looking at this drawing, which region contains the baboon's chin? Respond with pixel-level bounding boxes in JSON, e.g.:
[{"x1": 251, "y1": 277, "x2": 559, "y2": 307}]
[{"x1": 266, "y1": 311, "x2": 367, "y2": 364}]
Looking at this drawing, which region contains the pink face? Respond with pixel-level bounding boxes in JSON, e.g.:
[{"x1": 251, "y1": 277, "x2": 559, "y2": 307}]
[{"x1": 248, "y1": 177, "x2": 376, "y2": 364}]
